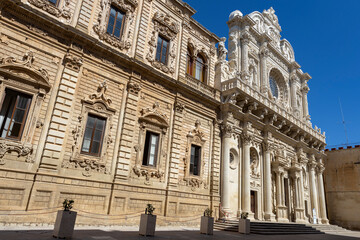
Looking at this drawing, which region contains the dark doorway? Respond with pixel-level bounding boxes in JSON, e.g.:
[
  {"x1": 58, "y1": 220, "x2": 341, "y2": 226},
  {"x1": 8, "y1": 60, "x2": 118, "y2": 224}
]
[{"x1": 251, "y1": 190, "x2": 256, "y2": 217}]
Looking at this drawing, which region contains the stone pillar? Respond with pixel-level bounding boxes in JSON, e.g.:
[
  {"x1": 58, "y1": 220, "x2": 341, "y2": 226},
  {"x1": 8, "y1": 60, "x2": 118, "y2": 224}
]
[
  {"x1": 260, "y1": 44, "x2": 269, "y2": 94},
  {"x1": 299, "y1": 169, "x2": 305, "y2": 208},
  {"x1": 220, "y1": 124, "x2": 233, "y2": 215},
  {"x1": 290, "y1": 75, "x2": 297, "y2": 111},
  {"x1": 309, "y1": 157, "x2": 319, "y2": 223},
  {"x1": 263, "y1": 142, "x2": 275, "y2": 221},
  {"x1": 317, "y1": 163, "x2": 329, "y2": 224},
  {"x1": 301, "y1": 84, "x2": 310, "y2": 120},
  {"x1": 241, "y1": 133, "x2": 252, "y2": 214}
]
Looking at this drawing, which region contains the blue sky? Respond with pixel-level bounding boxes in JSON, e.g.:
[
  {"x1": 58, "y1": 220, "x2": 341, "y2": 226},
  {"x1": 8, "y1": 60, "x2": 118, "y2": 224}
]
[{"x1": 185, "y1": 0, "x2": 360, "y2": 148}]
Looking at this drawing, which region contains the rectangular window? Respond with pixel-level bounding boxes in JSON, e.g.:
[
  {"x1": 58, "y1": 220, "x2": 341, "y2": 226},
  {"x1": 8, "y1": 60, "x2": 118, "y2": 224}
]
[
  {"x1": 190, "y1": 145, "x2": 201, "y2": 176},
  {"x1": 81, "y1": 114, "x2": 106, "y2": 156},
  {"x1": 155, "y1": 35, "x2": 169, "y2": 65},
  {"x1": 106, "y1": 5, "x2": 125, "y2": 39},
  {"x1": 0, "y1": 89, "x2": 32, "y2": 140},
  {"x1": 142, "y1": 131, "x2": 159, "y2": 166},
  {"x1": 47, "y1": 0, "x2": 59, "y2": 6}
]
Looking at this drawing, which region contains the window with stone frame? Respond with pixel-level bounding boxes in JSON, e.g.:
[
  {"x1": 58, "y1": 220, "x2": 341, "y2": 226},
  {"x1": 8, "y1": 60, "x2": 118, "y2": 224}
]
[
  {"x1": 155, "y1": 35, "x2": 170, "y2": 65},
  {"x1": 0, "y1": 89, "x2": 32, "y2": 140},
  {"x1": 0, "y1": 51, "x2": 51, "y2": 164},
  {"x1": 190, "y1": 144, "x2": 201, "y2": 176},
  {"x1": 186, "y1": 44, "x2": 208, "y2": 83},
  {"x1": 142, "y1": 131, "x2": 160, "y2": 167},
  {"x1": 132, "y1": 103, "x2": 169, "y2": 182},
  {"x1": 93, "y1": 0, "x2": 138, "y2": 51},
  {"x1": 81, "y1": 114, "x2": 106, "y2": 157},
  {"x1": 106, "y1": 5, "x2": 126, "y2": 39}
]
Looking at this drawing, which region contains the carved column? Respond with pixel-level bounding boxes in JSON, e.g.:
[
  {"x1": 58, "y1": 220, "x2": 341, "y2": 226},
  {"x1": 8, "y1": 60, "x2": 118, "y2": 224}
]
[
  {"x1": 241, "y1": 133, "x2": 252, "y2": 215},
  {"x1": 317, "y1": 163, "x2": 329, "y2": 224},
  {"x1": 241, "y1": 31, "x2": 250, "y2": 82},
  {"x1": 275, "y1": 168, "x2": 284, "y2": 221},
  {"x1": 309, "y1": 156, "x2": 319, "y2": 223},
  {"x1": 220, "y1": 124, "x2": 232, "y2": 216},
  {"x1": 263, "y1": 142, "x2": 275, "y2": 221},
  {"x1": 260, "y1": 44, "x2": 269, "y2": 94},
  {"x1": 290, "y1": 75, "x2": 297, "y2": 111},
  {"x1": 299, "y1": 168, "x2": 305, "y2": 209},
  {"x1": 301, "y1": 84, "x2": 310, "y2": 121}
]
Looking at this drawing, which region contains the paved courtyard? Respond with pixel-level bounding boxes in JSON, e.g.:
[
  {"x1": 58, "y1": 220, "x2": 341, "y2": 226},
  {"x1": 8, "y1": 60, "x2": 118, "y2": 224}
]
[{"x1": 0, "y1": 226, "x2": 359, "y2": 240}]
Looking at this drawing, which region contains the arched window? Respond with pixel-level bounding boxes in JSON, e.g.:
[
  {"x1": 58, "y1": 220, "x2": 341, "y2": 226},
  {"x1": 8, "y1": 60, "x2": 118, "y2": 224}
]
[
  {"x1": 195, "y1": 55, "x2": 206, "y2": 82},
  {"x1": 269, "y1": 76, "x2": 279, "y2": 98},
  {"x1": 186, "y1": 48, "x2": 194, "y2": 76}
]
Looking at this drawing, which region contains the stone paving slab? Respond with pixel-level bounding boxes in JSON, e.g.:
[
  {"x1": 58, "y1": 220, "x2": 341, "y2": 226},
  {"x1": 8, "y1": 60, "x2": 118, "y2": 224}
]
[{"x1": 0, "y1": 227, "x2": 360, "y2": 240}]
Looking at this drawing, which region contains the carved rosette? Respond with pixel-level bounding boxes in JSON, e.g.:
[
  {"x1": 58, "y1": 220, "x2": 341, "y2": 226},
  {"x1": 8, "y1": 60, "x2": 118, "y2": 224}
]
[
  {"x1": 28, "y1": 0, "x2": 71, "y2": 21},
  {"x1": 0, "y1": 141, "x2": 34, "y2": 164},
  {"x1": 63, "y1": 53, "x2": 83, "y2": 72},
  {"x1": 146, "y1": 12, "x2": 179, "y2": 74},
  {"x1": 93, "y1": 0, "x2": 138, "y2": 51}
]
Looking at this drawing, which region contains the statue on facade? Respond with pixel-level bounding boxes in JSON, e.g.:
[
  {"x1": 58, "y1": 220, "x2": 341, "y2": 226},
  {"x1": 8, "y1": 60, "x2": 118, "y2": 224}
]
[{"x1": 218, "y1": 37, "x2": 227, "y2": 61}]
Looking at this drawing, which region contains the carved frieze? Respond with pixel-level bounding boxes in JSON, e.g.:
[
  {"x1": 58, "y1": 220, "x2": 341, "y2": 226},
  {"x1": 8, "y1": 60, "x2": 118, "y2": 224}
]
[
  {"x1": 28, "y1": 0, "x2": 71, "y2": 21},
  {"x1": 182, "y1": 177, "x2": 208, "y2": 191}
]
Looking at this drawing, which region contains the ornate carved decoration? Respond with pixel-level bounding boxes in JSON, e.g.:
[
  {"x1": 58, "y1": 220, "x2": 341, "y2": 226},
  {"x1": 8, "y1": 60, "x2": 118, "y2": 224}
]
[
  {"x1": 183, "y1": 177, "x2": 208, "y2": 191},
  {"x1": 93, "y1": 0, "x2": 138, "y2": 50},
  {"x1": 0, "y1": 51, "x2": 51, "y2": 90},
  {"x1": 85, "y1": 80, "x2": 114, "y2": 112},
  {"x1": 188, "y1": 120, "x2": 205, "y2": 143},
  {"x1": 220, "y1": 123, "x2": 233, "y2": 138},
  {"x1": 0, "y1": 140, "x2": 33, "y2": 164},
  {"x1": 132, "y1": 165, "x2": 164, "y2": 184},
  {"x1": 241, "y1": 132, "x2": 254, "y2": 145},
  {"x1": 139, "y1": 102, "x2": 169, "y2": 128},
  {"x1": 217, "y1": 37, "x2": 227, "y2": 61},
  {"x1": 28, "y1": 0, "x2": 71, "y2": 21},
  {"x1": 250, "y1": 148, "x2": 260, "y2": 178},
  {"x1": 146, "y1": 12, "x2": 179, "y2": 74},
  {"x1": 127, "y1": 81, "x2": 141, "y2": 94},
  {"x1": 153, "y1": 12, "x2": 179, "y2": 39},
  {"x1": 62, "y1": 158, "x2": 109, "y2": 177},
  {"x1": 0, "y1": 33, "x2": 9, "y2": 45},
  {"x1": 174, "y1": 102, "x2": 185, "y2": 113},
  {"x1": 27, "y1": 24, "x2": 48, "y2": 36},
  {"x1": 63, "y1": 52, "x2": 83, "y2": 72}
]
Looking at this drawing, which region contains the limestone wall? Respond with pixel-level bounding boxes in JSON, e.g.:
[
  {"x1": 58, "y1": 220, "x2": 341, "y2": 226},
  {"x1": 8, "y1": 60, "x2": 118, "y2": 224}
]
[
  {"x1": 0, "y1": 0, "x2": 221, "y2": 225},
  {"x1": 325, "y1": 147, "x2": 360, "y2": 230}
]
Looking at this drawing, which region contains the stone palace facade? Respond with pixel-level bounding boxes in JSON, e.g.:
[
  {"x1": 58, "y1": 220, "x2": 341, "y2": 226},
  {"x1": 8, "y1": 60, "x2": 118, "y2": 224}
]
[{"x1": 0, "y1": 0, "x2": 327, "y2": 225}]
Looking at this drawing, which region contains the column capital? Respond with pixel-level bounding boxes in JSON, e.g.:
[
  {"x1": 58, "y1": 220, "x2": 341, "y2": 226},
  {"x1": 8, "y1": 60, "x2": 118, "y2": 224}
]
[
  {"x1": 241, "y1": 132, "x2": 253, "y2": 145},
  {"x1": 301, "y1": 84, "x2": 309, "y2": 93},
  {"x1": 221, "y1": 123, "x2": 234, "y2": 138},
  {"x1": 262, "y1": 141, "x2": 274, "y2": 153}
]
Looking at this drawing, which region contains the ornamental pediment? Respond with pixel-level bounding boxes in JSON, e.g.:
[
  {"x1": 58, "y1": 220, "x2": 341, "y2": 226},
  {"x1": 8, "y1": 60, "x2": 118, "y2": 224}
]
[{"x1": 0, "y1": 51, "x2": 51, "y2": 91}]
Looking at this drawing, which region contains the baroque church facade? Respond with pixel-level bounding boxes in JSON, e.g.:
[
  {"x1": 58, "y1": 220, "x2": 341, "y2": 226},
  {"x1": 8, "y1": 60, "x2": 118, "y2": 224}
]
[{"x1": 0, "y1": 0, "x2": 327, "y2": 225}]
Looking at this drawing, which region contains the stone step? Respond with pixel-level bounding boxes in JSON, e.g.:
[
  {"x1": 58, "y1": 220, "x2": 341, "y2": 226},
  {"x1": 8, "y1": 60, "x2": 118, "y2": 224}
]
[{"x1": 214, "y1": 220, "x2": 324, "y2": 235}]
